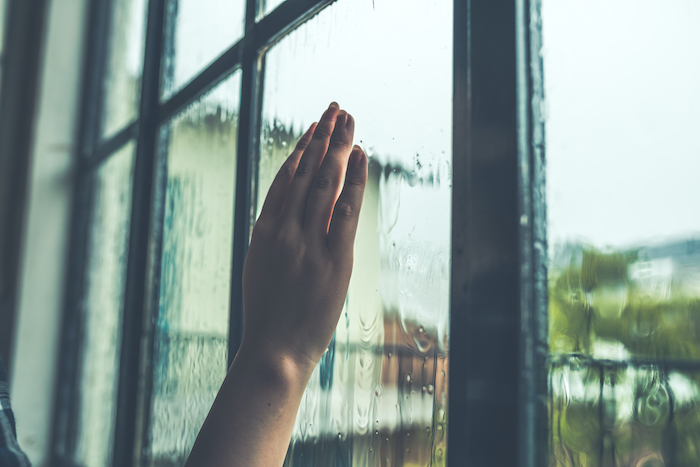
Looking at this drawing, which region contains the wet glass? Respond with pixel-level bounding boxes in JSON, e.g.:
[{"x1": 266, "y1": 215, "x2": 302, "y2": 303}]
[
  {"x1": 258, "y1": 1, "x2": 452, "y2": 465},
  {"x1": 550, "y1": 358, "x2": 700, "y2": 466},
  {"x1": 74, "y1": 143, "x2": 135, "y2": 467},
  {"x1": 161, "y1": 0, "x2": 246, "y2": 100},
  {"x1": 144, "y1": 71, "x2": 240, "y2": 466},
  {"x1": 541, "y1": 0, "x2": 700, "y2": 463},
  {"x1": 101, "y1": 0, "x2": 148, "y2": 138}
]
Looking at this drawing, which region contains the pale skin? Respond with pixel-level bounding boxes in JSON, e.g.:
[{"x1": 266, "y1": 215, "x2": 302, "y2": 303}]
[{"x1": 184, "y1": 102, "x2": 368, "y2": 467}]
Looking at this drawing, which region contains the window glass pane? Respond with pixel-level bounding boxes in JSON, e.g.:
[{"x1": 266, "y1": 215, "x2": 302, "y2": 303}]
[
  {"x1": 258, "y1": 1, "x2": 452, "y2": 465},
  {"x1": 161, "y1": 0, "x2": 245, "y2": 100},
  {"x1": 145, "y1": 71, "x2": 240, "y2": 466},
  {"x1": 74, "y1": 142, "x2": 135, "y2": 467},
  {"x1": 542, "y1": 0, "x2": 700, "y2": 463},
  {"x1": 101, "y1": 0, "x2": 148, "y2": 138}
]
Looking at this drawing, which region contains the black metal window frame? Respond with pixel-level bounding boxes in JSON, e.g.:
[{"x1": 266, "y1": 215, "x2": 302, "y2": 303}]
[{"x1": 51, "y1": 0, "x2": 549, "y2": 466}]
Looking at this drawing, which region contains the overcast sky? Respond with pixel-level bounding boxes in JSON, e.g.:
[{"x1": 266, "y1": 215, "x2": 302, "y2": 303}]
[{"x1": 543, "y1": 0, "x2": 700, "y2": 250}]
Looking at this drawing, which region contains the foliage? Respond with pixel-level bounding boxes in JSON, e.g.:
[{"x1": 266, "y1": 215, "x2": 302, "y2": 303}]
[{"x1": 549, "y1": 246, "x2": 700, "y2": 466}]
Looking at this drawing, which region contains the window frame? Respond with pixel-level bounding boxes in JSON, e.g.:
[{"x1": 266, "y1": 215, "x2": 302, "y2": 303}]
[{"x1": 52, "y1": 0, "x2": 549, "y2": 465}]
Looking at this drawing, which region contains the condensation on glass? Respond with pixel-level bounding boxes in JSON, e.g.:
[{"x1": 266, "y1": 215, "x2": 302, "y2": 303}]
[
  {"x1": 258, "y1": 1, "x2": 452, "y2": 465},
  {"x1": 540, "y1": 1, "x2": 700, "y2": 464},
  {"x1": 161, "y1": 0, "x2": 245, "y2": 100},
  {"x1": 74, "y1": 143, "x2": 135, "y2": 467},
  {"x1": 145, "y1": 72, "x2": 241, "y2": 465},
  {"x1": 101, "y1": 0, "x2": 148, "y2": 138}
]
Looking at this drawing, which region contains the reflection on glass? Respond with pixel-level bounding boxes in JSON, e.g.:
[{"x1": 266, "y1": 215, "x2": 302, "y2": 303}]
[
  {"x1": 542, "y1": 0, "x2": 700, "y2": 464},
  {"x1": 259, "y1": 1, "x2": 452, "y2": 465},
  {"x1": 101, "y1": 0, "x2": 148, "y2": 138},
  {"x1": 145, "y1": 72, "x2": 240, "y2": 466},
  {"x1": 161, "y1": 0, "x2": 245, "y2": 100},
  {"x1": 74, "y1": 143, "x2": 135, "y2": 467}
]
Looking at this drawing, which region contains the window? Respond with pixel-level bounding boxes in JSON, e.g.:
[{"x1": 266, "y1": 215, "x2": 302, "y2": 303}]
[
  {"x1": 56, "y1": 0, "x2": 700, "y2": 466},
  {"x1": 55, "y1": 0, "x2": 470, "y2": 466}
]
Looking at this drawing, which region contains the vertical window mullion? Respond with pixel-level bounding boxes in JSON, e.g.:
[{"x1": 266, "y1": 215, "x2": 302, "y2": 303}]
[
  {"x1": 448, "y1": 0, "x2": 520, "y2": 465},
  {"x1": 227, "y1": 0, "x2": 262, "y2": 367},
  {"x1": 111, "y1": 0, "x2": 166, "y2": 465},
  {"x1": 516, "y1": 0, "x2": 549, "y2": 466},
  {"x1": 79, "y1": 0, "x2": 112, "y2": 158},
  {"x1": 51, "y1": 0, "x2": 116, "y2": 460}
]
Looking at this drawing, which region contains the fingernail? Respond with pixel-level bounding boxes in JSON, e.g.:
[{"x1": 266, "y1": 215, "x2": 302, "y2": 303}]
[
  {"x1": 350, "y1": 146, "x2": 364, "y2": 164},
  {"x1": 329, "y1": 101, "x2": 339, "y2": 110},
  {"x1": 337, "y1": 111, "x2": 347, "y2": 127}
]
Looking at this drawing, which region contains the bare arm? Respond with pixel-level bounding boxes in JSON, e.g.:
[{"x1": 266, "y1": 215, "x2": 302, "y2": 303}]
[{"x1": 184, "y1": 102, "x2": 367, "y2": 467}]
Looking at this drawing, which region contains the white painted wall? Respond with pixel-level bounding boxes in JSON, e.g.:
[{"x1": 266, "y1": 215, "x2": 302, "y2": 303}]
[{"x1": 9, "y1": 0, "x2": 88, "y2": 464}]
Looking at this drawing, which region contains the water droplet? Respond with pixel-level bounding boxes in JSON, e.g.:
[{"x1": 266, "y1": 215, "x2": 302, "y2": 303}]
[
  {"x1": 428, "y1": 384, "x2": 434, "y2": 394},
  {"x1": 405, "y1": 374, "x2": 411, "y2": 383},
  {"x1": 437, "y1": 448, "x2": 444, "y2": 456},
  {"x1": 374, "y1": 384, "x2": 383, "y2": 397}
]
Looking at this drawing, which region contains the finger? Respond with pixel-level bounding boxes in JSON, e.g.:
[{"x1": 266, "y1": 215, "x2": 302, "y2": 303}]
[
  {"x1": 327, "y1": 146, "x2": 368, "y2": 257},
  {"x1": 304, "y1": 112, "x2": 355, "y2": 238},
  {"x1": 282, "y1": 102, "x2": 340, "y2": 225},
  {"x1": 258, "y1": 122, "x2": 317, "y2": 220}
]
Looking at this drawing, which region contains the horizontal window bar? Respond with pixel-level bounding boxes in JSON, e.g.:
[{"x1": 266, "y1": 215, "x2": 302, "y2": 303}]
[
  {"x1": 548, "y1": 354, "x2": 700, "y2": 371},
  {"x1": 156, "y1": 0, "x2": 335, "y2": 125},
  {"x1": 86, "y1": 121, "x2": 139, "y2": 171},
  {"x1": 253, "y1": 0, "x2": 334, "y2": 52},
  {"x1": 158, "y1": 41, "x2": 243, "y2": 123}
]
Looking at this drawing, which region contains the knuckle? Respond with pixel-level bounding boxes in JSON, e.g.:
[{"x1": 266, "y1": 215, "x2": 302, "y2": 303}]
[
  {"x1": 294, "y1": 136, "x2": 310, "y2": 151},
  {"x1": 345, "y1": 173, "x2": 366, "y2": 188},
  {"x1": 276, "y1": 230, "x2": 301, "y2": 254},
  {"x1": 312, "y1": 125, "x2": 333, "y2": 139},
  {"x1": 278, "y1": 162, "x2": 297, "y2": 179},
  {"x1": 334, "y1": 201, "x2": 356, "y2": 219},
  {"x1": 313, "y1": 174, "x2": 337, "y2": 190},
  {"x1": 328, "y1": 139, "x2": 351, "y2": 151},
  {"x1": 294, "y1": 160, "x2": 312, "y2": 177}
]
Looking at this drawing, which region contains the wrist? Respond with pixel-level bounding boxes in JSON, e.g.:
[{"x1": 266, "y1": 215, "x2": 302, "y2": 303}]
[{"x1": 233, "y1": 339, "x2": 318, "y2": 389}]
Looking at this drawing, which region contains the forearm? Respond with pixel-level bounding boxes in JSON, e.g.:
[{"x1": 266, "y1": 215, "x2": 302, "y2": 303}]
[{"x1": 184, "y1": 344, "x2": 315, "y2": 467}]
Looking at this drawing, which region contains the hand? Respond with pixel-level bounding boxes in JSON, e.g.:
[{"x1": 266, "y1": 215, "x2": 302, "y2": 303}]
[
  {"x1": 185, "y1": 103, "x2": 366, "y2": 467},
  {"x1": 241, "y1": 102, "x2": 368, "y2": 370}
]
